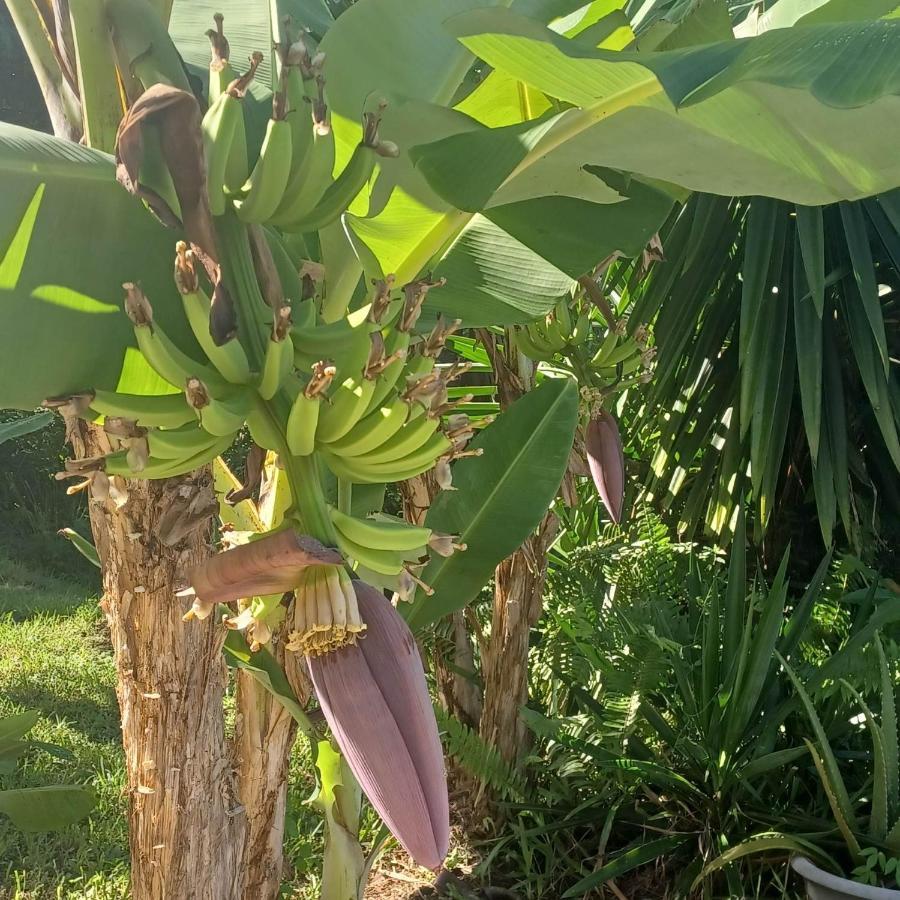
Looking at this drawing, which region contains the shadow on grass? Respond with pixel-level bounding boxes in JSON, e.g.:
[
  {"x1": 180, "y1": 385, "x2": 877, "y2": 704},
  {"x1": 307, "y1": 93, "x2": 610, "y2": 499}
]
[{"x1": 0, "y1": 551, "x2": 101, "y2": 622}]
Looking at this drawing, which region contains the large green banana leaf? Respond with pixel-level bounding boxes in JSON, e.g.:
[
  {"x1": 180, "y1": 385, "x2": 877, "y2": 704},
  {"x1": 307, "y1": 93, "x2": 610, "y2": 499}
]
[
  {"x1": 404, "y1": 377, "x2": 578, "y2": 631},
  {"x1": 313, "y1": 0, "x2": 674, "y2": 325},
  {"x1": 0, "y1": 124, "x2": 194, "y2": 409},
  {"x1": 411, "y1": 10, "x2": 900, "y2": 207}
]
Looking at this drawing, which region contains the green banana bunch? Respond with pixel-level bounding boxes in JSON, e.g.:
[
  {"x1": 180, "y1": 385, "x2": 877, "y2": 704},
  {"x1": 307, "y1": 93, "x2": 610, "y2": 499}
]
[
  {"x1": 513, "y1": 299, "x2": 579, "y2": 361},
  {"x1": 589, "y1": 320, "x2": 654, "y2": 380},
  {"x1": 174, "y1": 242, "x2": 251, "y2": 383},
  {"x1": 269, "y1": 37, "x2": 323, "y2": 222},
  {"x1": 322, "y1": 429, "x2": 452, "y2": 484},
  {"x1": 270, "y1": 68, "x2": 335, "y2": 227},
  {"x1": 277, "y1": 101, "x2": 398, "y2": 234},
  {"x1": 102, "y1": 431, "x2": 236, "y2": 479},
  {"x1": 329, "y1": 506, "x2": 465, "y2": 580}
]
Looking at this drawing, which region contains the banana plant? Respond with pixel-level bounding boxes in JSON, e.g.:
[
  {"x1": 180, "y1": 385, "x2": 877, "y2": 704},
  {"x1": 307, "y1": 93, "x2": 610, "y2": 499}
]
[{"x1": 4, "y1": 0, "x2": 900, "y2": 896}]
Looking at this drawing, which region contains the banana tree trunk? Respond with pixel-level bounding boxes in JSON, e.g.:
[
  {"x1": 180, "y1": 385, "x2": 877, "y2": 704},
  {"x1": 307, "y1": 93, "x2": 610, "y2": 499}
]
[
  {"x1": 235, "y1": 644, "x2": 297, "y2": 898},
  {"x1": 69, "y1": 419, "x2": 244, "y2": 900},
  {"x1": 478, "y1": 513, "x2": 557, "y2": 768}
]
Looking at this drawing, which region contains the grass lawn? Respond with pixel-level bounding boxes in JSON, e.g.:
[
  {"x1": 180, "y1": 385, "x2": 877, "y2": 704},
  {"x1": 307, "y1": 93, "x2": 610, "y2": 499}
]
[{"x1": 0, "y1": 554, "x2": 128, "y2": 899}]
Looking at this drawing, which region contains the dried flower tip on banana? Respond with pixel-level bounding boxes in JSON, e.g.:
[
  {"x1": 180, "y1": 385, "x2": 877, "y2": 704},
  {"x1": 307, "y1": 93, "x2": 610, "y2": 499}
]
[
  {"x1": 42, "y1": 392, "x2": 93, "y2": 418},
  {"x1": 444, "y1": 415, "x2": 474, "y2": 450},
  {"x1": 205, "y1": 13, "x2": 230, "y2": 67},
  {"x1": 184, "y1": 377, "x2": 211, "y2": 410},
  {"x1": 401, "y1": 371, "x2": 442, "y2": 407},
  {"x1": 311, "y1": 74, "x2": 330, "y2": 136},
  {"x1": 399, "y1": 276, "x2": 446, "y2": 332},
  {"x1": 434, "y1": 457, "x2": 454, "y2": 491},
  {"x1": 286, "y1": 566, "x2": 365, "y2": 656},
  {"x1": 123, "y1": 282, "x2": 153, "y2": 327},
  {"x1": 273, "y1": 305, "x2": 292, "y2": 341},
  {"x1": 365, "y1": 337, "x2": 407, "y2": 379},
  {"x1": 305, "y1": 360, "x2": 337, "y2": 398},
  {"x1": 173, "y1": 241, "x2": 199, "y2": 294},
  {"x1": 421, "y1": 315, "x2": 462, "y2": 358},
  {"x1": 367, "y1": 275, "x2": 396, "y2": 323},
  {"x1": 427, "y1": 533, "x2": 466, "y2": 558},
  {"x1": 226, "y1": 52, "x2": 262, "y2": 98}
]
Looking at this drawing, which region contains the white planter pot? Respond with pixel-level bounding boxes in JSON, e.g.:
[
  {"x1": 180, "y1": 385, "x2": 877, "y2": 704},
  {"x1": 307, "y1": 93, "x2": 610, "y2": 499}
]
[{"x1": 792, "y1": 857, "x2": 900, "y2": 900}]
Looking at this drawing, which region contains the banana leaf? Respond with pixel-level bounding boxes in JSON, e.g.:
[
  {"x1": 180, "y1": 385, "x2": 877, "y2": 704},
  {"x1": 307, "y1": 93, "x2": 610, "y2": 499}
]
[
  {"x1": 404, "y1": 377, "x2": 578, "y2": 630},
  {"x1": 413, "y1": 11, "x2": 900, "y2": 206},
  {"x1": 0, "y1": 124, "x2": 195, "y2": 409}
]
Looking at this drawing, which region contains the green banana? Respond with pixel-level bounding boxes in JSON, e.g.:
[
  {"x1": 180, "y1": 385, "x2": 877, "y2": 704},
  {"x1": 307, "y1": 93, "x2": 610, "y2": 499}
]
[
  {"x1": 104, "y1": 433, "x2": 235, "y2": 480},
  {"x1": 176, "y1": 243, "x2": 251, "y2": 383},
  {"x1": 555, "y1": 299, "x2": 573, "y2": 339},
  {"x1": 333, "y1": 531, "x2": 405, "y2": 576},
  {"x1": 202, "y1": 92, "x2": 241, "y2": 215},
  {"x1": 247, "y1": 407, "x2": 283, "y2": 452},
  {"x1": 329, "y1": 506, "x2": 430, "y2": 553},
  {"x1": 355, "y1": 413, "x2": 440, "y2": 466},
  {"x1": 570, "y1": 306, "x2": 591, "y2": 344},
  {"x1": 270, "y1": 77, "x2": 335, "y2": 225},
  {"x1": 90, "y1": 390, "x2": 195, "y2": 428},
  {"x1": 325, "y1": 394, "x2": 410, "y2": 458},
  {"x1": 147, "y1": 423, "x2": 223, "y2": 459},
  {"x1": 316, "y1": 376, "x2": 377, "y2": 444},
  {"x1": 278, "y1": 65, "x2": 315, "y2": 207},
  {"x1": 258, "y1": 334, "x2": 294, "y2": 400},
  {"x1": 234, "y1": 105, "x2": 293, "y2": 225},
  {"x1": 286, "y1": 392, "x2": 321, "y2": 456}
]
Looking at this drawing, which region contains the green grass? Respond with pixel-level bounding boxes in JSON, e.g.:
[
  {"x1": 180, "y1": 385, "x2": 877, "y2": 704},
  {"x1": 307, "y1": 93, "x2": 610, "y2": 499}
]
[{"x1": 0, "y1": 554, "x2": 128, "y2": 899}]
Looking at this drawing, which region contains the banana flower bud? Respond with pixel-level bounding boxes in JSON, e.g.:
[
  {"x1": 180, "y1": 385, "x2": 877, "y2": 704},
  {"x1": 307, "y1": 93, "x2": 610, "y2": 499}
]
[
  {"x1": 585, "y1": 410, "x2": 625, "y2": 524},
  {"x1": 307, "y1": 580, "x2": 449, "y2": 870}
]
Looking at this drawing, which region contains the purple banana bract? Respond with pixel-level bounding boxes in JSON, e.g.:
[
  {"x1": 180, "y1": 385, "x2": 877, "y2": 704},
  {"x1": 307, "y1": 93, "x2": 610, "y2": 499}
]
[
  {"x1": 307, "y1": 580, "x2": 450, "y2": 871},
  {"x1": 585, "y1": 410, "x2": 625, "y2": 524}
]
